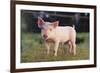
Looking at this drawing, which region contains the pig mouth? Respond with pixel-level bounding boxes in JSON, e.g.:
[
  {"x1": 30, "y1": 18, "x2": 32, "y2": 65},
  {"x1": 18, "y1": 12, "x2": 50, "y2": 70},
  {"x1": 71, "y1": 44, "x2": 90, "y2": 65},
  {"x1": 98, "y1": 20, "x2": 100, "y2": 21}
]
[
  {"x1": 43, "y1": 35, "x2": 55, "y2": 43},
  {"x1": 45, "y1": 39, "x2": 55, "y2": 43}
]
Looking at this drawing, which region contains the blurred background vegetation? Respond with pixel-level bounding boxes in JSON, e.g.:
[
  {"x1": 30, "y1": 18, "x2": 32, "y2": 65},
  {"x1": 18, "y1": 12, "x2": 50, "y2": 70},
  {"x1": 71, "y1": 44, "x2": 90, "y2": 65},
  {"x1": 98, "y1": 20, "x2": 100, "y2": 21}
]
[
  {"x1": 21, "y1": 10, "x2": 90, "y2": 63},
  {"x1": 21, "y1": 10, "x2": 89, "y2": 33}
]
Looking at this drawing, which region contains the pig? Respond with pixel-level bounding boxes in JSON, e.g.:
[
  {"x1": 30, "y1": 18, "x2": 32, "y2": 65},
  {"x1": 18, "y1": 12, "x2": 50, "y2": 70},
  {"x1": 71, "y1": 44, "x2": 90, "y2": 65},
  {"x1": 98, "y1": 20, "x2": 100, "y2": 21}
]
[{"x1": 37, "y1": 17, "x2": 76, "y2": 56}]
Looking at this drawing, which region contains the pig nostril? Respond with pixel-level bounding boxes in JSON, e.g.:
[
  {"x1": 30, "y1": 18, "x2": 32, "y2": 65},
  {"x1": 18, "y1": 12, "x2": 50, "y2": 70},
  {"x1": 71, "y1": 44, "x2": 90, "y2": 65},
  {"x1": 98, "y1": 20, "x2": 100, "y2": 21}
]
[{"x1": 43, "y1": 35, "x2": 48, "y2": 38}]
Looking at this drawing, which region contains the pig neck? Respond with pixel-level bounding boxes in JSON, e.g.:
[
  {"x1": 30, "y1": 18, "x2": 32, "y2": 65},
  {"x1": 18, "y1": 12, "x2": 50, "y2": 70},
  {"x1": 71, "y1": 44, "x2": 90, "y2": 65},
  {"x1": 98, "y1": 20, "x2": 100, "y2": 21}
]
[{"x1": 46, "y1": 27, "x2": 60, "y2": 42}]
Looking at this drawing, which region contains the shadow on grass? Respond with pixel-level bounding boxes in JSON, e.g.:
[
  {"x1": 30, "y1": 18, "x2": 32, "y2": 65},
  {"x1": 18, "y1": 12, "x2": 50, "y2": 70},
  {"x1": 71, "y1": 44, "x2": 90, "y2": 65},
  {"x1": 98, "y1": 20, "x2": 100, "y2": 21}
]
[{"x1": 76, "y1": 37, "x2": 85, "y2": 44}]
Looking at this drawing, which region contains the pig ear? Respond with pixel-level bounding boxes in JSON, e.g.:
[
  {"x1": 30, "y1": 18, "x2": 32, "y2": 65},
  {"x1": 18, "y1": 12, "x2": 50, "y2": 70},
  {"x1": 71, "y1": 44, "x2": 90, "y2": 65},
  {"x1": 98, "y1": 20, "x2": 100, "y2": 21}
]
[
  {"x1": 37, "y1": 17, "x2": 44, "y2": 28},
  {"x1": 52, "y1": 21, "x2": 59, "y2": 28}
]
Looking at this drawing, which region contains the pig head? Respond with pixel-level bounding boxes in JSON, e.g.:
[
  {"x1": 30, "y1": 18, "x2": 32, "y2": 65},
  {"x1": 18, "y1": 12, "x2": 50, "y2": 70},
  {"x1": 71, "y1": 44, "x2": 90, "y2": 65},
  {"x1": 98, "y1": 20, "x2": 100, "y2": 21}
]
[{"x1": 37, "y1": 17, "x2": 76, "y2": 56}]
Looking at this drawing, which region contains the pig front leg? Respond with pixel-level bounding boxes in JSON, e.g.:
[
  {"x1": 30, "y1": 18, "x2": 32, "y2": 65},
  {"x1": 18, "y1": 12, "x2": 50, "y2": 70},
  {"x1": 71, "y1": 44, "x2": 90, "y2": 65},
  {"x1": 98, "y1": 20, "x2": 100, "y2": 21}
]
[
  {"x1": 54, "y1": 41, "x2": 60, "y2": 56},
  {"x1": 44, "y1": 41, "x2": 50, "y2": 55}
]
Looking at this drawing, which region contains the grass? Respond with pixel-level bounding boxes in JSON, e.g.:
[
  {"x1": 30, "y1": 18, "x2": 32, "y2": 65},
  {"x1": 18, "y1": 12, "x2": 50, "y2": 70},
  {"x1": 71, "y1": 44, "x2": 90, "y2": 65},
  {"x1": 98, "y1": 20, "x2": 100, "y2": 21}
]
[{"x1": 21, "y1": 32, "x2": 89, "y2": 63}]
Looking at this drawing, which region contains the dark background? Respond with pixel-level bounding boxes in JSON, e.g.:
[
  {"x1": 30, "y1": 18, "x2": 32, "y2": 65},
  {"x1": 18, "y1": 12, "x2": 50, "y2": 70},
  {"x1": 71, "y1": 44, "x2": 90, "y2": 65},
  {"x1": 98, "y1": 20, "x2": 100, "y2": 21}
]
[{"x1": 21, "y1": 10, "x2": 90, "y2": 33}]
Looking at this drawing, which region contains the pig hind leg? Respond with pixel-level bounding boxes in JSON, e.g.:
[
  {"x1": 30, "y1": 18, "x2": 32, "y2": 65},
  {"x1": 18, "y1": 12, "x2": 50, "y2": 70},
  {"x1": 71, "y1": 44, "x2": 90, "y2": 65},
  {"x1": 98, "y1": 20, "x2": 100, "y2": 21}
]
[
  {"x1": 71, "y1": 38, "x2": 76, "y2": 56},
  {"x1": 68, "y1": 41, "x2": 73, "y2": 54},
  {"x1": 71, "y1": 30, "x2": 76, "y2": 56}
]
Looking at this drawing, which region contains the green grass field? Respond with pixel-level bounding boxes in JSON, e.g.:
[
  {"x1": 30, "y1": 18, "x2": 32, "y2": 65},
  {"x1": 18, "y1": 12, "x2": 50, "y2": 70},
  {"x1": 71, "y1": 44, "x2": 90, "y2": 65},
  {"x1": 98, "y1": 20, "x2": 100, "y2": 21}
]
[{"x1": 21, "y1": 32, "x2": 89, "y2": 63}]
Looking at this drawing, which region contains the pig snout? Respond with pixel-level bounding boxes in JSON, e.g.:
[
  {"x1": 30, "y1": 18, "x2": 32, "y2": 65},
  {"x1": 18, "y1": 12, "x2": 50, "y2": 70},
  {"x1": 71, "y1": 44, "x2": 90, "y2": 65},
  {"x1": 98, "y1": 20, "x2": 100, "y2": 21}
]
[
  {"x1": 42, "y1": 30, "x2": 48, "y2": 39},
  {"x1": 43, "y1": 34, "x2": 48, "y2": 39}
]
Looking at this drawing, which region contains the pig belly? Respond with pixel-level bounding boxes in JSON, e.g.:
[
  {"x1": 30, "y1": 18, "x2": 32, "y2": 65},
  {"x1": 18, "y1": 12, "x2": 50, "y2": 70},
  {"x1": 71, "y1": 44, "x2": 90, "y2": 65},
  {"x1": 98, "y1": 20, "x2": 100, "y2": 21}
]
[
  {"x1": 55, "y1": 30, "x2": 70, "y2": 43},
  {"x1": 59, "y1": 35, "x2": 70, "y2": 43}
]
